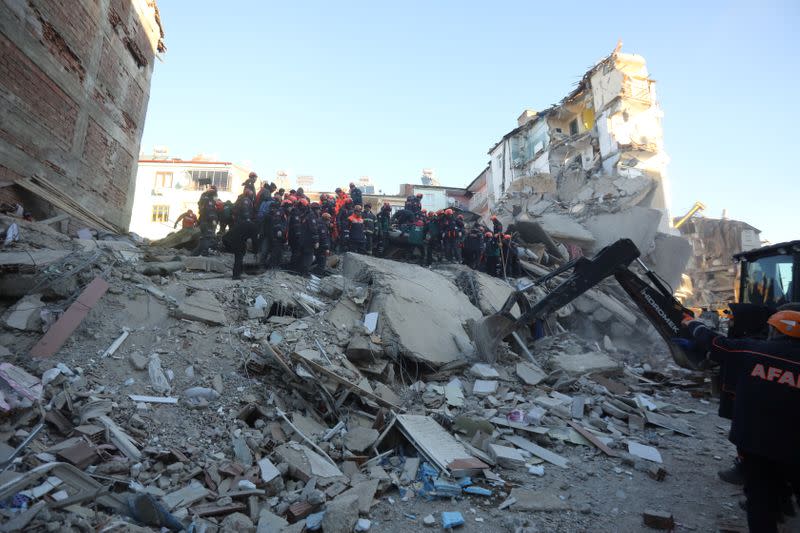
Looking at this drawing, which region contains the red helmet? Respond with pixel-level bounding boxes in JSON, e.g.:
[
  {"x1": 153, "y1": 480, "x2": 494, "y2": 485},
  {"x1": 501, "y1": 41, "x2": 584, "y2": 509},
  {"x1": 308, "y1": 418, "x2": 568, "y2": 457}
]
[
  {"x1": 445, "y1": 209, "x2": 453, "y2": 216},
  {"x1": 503, "y1": 234, "x2": 511, "y2": 240},
  {"x1": 457, "y1": 214, "x2": 464, "y2": 220},
  {"x1": 345, "y1": 198, "x2": 353, "y2": 204},
  {"x1": 484, "y1": 232, "x2": 493, "y2": 238},
  {"x1": 490, "y1": 215, "x2": 498, "y2": 221},
  {"x1": 415, "y1": 220, "x2": 424, "y2": 227},
  {"x1": 288, "y1": 195, "x2": 298, "y2": 202},
  {"x1": 416, "y1": 193, "x2": 423, "y2": 199},
  {"x1": 299, "y1": 198, "x2": 309, "y2": 207}
]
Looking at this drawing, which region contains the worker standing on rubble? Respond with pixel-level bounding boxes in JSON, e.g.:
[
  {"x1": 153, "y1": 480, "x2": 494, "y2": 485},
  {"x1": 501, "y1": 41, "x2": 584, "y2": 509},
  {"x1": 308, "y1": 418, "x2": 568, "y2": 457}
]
[
  {"x1": 173, "y1": 209, "x2": 198, "y2": 229},
  {"x1": 362, "y1": 203, "x2": 376, "y2": 255},
  {"x1": 376, "y1": 202, "x2": 392, "y2": 256},
  {"x1": 349, "y1": 182, "x2": 363, "y2": 206},
  {"x1": 193, "y1": 185, "x2": 218, "y2": 256},
  {"x1": 682, "y1": 306, "x2": 800, "y2": 532},
  {"x1": 442, "y1": 209, "x2": 458, "y2": 262},
  {"x1": 267, "y1": 200, "x2": 291, "y2": 268},
  {"x1": 484, "y1": 232, "x2": 501, "y2": 276},
  {"x1": 225, "y1": 187, "x2": 257, "y2": 280},
  {"x1": 289, "y1": 199, "x2": 318, "y2": 276},
  {"x1": 462, "y1": 225, "x2": 484, "y2": 269},
  {"x1": 346, "y1": 204, "x2": 367, "y2": 253},
  {"x1": 490, "y1": 215, "x2": 503, "y2": 234},
  {"x1": 455, "y1": 214, "x2": 465, "y2": 262},
  {"x1": 313, "y1": 212, "x2": 332, "y2": 275},
  {"x1": 407, "y1": 219, "x2": 426, "y2": 265},
  {"x1": 424, "y1": 211, "x2": 442, "y2": 265}
]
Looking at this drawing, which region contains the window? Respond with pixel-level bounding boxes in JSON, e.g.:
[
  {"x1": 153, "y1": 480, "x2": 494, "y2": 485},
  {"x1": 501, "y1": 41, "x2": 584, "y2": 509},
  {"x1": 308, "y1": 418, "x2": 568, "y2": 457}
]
[
  {"x1": 152, "y1": 205, "x2": 170, "y2": 222},
  {"x1": 154, "y1": 172, "x2": 173, "y2": 189},
  {"x1": 569, "y1": 118, "x2": 579, "y2": 136},
  {"x1": 742, "y1": 255, "x2": 795, "y2": 306},
  {"x1": 188, "y1": 169, "x2": 231, "y2": 191}
]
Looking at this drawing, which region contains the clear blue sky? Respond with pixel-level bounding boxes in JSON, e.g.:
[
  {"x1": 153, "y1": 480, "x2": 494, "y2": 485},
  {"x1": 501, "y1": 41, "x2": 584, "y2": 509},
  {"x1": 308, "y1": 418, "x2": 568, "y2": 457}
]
[{"x1": 141, "y1": 0, "x2": 799, "y2": 243}]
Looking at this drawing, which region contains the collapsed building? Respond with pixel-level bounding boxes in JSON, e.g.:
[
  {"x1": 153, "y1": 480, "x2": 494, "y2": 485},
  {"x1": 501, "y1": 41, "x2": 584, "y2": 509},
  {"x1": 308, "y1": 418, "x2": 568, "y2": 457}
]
[
  {"x1": 0, "y1": 0, "x2": 164, "y2": 233},
  {"x1": 467, "y1": 46, "x2": 690, "y2": 292}
]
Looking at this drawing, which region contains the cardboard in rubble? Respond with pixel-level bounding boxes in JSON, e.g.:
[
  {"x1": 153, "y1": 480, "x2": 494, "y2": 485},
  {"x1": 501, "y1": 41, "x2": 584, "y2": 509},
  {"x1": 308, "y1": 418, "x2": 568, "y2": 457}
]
[{"x1": 342, "y1": 253, "x2": 481, "y2": 368}]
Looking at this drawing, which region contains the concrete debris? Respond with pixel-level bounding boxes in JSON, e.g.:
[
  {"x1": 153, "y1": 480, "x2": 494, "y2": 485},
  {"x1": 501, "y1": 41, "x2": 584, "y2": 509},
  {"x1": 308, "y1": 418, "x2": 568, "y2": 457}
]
[
  {"x1": 0, "y1": 183, "x2": 746, "y2": 532},
  {"x1": 176, "y1": 290, "x2": 227, "y2": 325},
  {"x1": 343, "y1": 253, "x2": 481, "y2": 367}
]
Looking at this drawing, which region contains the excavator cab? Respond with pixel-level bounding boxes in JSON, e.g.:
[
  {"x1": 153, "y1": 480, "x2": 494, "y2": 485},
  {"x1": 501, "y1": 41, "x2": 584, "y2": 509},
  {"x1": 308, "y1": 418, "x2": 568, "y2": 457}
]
[{"x1": 735, "y1": 241, "x2": 799, "y2": 308}]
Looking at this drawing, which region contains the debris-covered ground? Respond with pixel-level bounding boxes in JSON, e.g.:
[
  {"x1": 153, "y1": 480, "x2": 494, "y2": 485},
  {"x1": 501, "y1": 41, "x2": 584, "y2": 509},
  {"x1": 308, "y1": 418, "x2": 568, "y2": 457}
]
[{"x1": 1, "y1": 214, "x2": 797, "y2": 533}]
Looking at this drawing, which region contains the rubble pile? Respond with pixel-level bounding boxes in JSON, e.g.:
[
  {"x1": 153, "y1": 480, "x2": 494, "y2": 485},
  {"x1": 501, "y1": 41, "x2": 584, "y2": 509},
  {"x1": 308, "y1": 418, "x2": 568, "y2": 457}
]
[{"x1": 0, "y1": 216, "x2": 749, "y2": 532}]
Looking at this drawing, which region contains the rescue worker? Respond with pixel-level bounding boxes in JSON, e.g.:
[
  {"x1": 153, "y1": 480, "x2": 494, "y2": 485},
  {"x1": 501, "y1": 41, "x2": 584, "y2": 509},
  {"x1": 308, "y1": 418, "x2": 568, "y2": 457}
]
[
  {"x1": 173, "y1": 209, "x2": 198, "y2": 229},
  {"x1": 424, "y1": 211, "x2": 442, "y2": 266},
  {"x1": 296, "y1": 187, "x2": 309, "y2": 202},
  {"x1": 484, "y1": 232, "x2": 501, "y2": 276},
  {"x1": 682, "y1": 306, "x2": 800, "y2": 532},
  {"x1": 225, "y1": 188, "x2": 257, "y2": 279},
  {"x1": 441, "y1": 209, "x2": 458, "y2": 262},
  {"x1": 267, "y1": 200, "x2": 291, "y2": 268},
  {"x1": 193, "y1": 186, "x2": 218, "y2": 256},
  {"x1": 362, "y1": 203, "x2": 376, "y2": 255},
  {"x1": 462, "y1": 225, "x2": 484, "y2": 269},
  {"x1": 349, "y1": 182, "x2": 363, "y2": 206},
  {"x1": 217, "y1": 200, "x2": 234, "y2": 235},
  {"x1": 346, "y1": 204, "x2": 366, "y2": 253},
  {"x1": 376, "y1": 202, "x2": 392, "y2": 256},
  {"x1": 414, "y1": 193, "x2": 424, "y2": 213},
  {"x1": 336, "y1": 198, "x2": 355, "y2": 252},
  {"x1": 490, "y1": 215, "x2": 503, "y2": 234},
  {"x1": 313, "y1": 212, "x2": 333, "y2": 275},
  {"x1": 501, "y1": 234, "x2": 521, "y2": 277},
  {"x1": 404, "y1": 195, "x2": 416, "y2": 212},
  {"x1": 407, "y1": 219, "x2": 426, "y2": 265},
  {"x1": 243, "y1": 171, "x2": 258, "y2": 193},
  {"x1": 454, "y1": 214, "x2": 466, "y2": 262},
  {"x1": 288, "y1": 199, "x2": 318, "y2": 276}
]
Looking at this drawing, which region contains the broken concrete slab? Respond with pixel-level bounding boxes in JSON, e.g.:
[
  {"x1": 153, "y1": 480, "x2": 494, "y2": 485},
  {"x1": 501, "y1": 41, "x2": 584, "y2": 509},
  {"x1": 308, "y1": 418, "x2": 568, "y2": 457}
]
[
  {"x1": 176, "y1": 291, "x2": 227, "y2": 326},
  {"x1": 321, "y1": 493, "x2": 359, "y2": 533},
  {"x1": 508, "y1": 488, "x2": 569, "y2": 511},
  {"x1": 515, "y1": 362, "x2": 546, "y2": 386},
  {"x1": 162, "y1": 480, "x2": 209, "y2": 510},
  {"x1": 487, "y1": 443, "x2": 526, "y2": 469},
  {"x1": 275, "y1": 443, "x2": 345, "y2": 482},
  {"x1": 256, "y1": 508, "x2": 288, "y2": 532},
  {"x1": 344, "y1": 426, "x2": 379, "y2": 454},
  {"x1": 472, "y1": 380, "x2": 498, "y2": 396},
  {"x1": 29, "y1": 277, "x2": 109, "y2": 358},
  {"x1": 648, "y1": 232, "x2": 692, "y2": 290},
  {"x1": 469, "y1": 364, "x2": 499, "y2": 379},
  {"x1": 535, "y1": 213, "x2": 596, "y2": 247},
  {"x1": 343, "y1": 253, "x2": 481, "y2": 367},
  {"x1": 550, "y1": 351, "x2": 618, "y2": 376},
  {"x1": 583, "y1": 206, "x2": 662, "y2": 254},
  {"x1": 336, "y1": 479, "x2": 379, "y2": 515},
  {"x1": 183, "y1": 256, "x2": 228, "y2": 273},
  {"x1": 4, "y1": 294, "x2": 44, "y2": 331},
  {"x1": 345, "y1": 335, "x2": 382, "y2": 362},
  {"x1": 512, "y1": 214, "x2": 567, "y2": 260},
  {"x1": 149, "y1": 227, "x2": 200, "y2": 249}
]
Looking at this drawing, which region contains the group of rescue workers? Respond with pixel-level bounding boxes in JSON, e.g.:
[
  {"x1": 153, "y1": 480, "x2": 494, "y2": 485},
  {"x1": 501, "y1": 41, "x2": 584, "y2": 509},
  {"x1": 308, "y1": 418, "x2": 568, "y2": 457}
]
[{"x1": 175, "y1": 171, "x2": 522, "y2": 280}]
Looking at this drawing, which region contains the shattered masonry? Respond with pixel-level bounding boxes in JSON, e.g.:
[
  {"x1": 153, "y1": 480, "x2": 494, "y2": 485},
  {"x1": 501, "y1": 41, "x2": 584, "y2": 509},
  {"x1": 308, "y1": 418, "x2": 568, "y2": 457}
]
[{"x1": 0, "y1": 0, "x2": 164, "y2": 233}]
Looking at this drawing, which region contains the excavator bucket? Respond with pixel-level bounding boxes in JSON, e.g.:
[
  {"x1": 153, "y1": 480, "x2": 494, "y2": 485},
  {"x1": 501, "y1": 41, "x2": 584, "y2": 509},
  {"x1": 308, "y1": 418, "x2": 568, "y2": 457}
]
[{"x1": 472, "y1": 313, "x2": 517, "y2": 364}]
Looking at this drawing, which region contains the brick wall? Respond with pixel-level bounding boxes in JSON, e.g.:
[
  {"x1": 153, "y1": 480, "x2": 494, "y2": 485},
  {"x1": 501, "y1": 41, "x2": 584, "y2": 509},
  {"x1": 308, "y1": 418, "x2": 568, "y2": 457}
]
[{"x1": 0, "y1": 0, "x2": 163, "y2": 231}]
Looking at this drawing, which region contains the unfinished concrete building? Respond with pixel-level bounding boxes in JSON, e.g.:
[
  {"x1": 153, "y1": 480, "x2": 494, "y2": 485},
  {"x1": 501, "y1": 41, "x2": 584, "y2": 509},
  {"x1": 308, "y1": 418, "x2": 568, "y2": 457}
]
[
  {"x1": 0, "y1": 0, "x2": 165, "y2": 233},
  {"x1": 470, "y1": 47, "x2": 690, "y2": 289}
]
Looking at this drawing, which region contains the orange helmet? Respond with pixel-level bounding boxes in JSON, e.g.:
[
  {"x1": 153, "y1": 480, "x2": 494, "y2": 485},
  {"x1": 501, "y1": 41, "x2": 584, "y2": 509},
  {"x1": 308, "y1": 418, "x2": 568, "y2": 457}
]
[
  {"x1": 484, "y1": 232, "x2": 493, "y2": 238},
  {"x1": 491, "y1": 215, "x2": 498, "y2": 221},
  {"x1": 299, "y1": 198, "x2": 309, "y2": 207},
  {"x1": 768, "y1": 310, "x2": 800, "y2": 338},
  {"x1": 445, "y1": 209, "x2": 453, "y2": 215},
  {"x1": 503, "y1": 234, "x2": 511, "y2": 240}
]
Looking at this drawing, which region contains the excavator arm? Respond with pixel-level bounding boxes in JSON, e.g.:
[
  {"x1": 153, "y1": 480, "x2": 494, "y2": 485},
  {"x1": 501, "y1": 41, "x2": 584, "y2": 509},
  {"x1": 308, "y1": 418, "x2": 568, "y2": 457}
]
[{"x1": 471, "y1": 238, "x2": 706, "y2": 370}]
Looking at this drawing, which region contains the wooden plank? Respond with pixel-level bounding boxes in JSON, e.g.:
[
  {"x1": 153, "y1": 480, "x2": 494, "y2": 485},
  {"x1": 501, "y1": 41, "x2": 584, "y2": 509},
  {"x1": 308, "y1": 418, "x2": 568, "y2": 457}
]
[
  {"x1": 288, "y1": 351, "x2": 401, "y2": 411},
  {"x1": 30, "y1": 277, "x2": 109, "y2": 358},
  {"x1": 567, "y1": 420, "x2": 619, "y2": 457},
  {"x1": 503, "y1": 435, "x2": 569, "y2": 469}
]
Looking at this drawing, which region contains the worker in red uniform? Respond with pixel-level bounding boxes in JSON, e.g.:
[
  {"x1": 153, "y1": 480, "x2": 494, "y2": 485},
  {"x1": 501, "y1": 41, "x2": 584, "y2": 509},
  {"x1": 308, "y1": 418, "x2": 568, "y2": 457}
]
[
  {"x1": 345, "y1": 205, "x2": 366, "y2": 253},
  {"x1": 174, "y1": 209, "x2": 198, "y2": 229}
]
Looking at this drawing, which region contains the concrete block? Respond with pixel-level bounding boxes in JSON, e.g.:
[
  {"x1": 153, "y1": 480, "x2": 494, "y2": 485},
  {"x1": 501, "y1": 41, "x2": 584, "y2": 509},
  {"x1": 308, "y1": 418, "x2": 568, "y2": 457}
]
[
  {"x1": 176, "y1": 291, "x2": 227, "y2": 325},
  {"x1": 551, "y1": 352, "x2": 618, "y2": 376},
  {"x1": 469, "y1": 364, "x2": 499, "y2": 379},
  {"x1": 321, "y1": 493, "x2": 359, "y2": 533},
  {"x1": 647, "y1": 232, "x2": 692, "y2": 291},
  {"x1": 472, "y1": 380, "x2": 498, "y2": 396},
  {"x1": 4, "y1": 294, "x2": 44, "y2": 331},
  {"x1": 343, "y1": 426, "x2": 379, "y2": 453},
  {"x1": 487, "y1": 443, "x2": 526, "y2": 469},
  {"x1": 583, "y1": 206, "x2": 662, "y2": 254},
  {"x1": 515, "y1": 362, "x2": 546, "y2": 386}
]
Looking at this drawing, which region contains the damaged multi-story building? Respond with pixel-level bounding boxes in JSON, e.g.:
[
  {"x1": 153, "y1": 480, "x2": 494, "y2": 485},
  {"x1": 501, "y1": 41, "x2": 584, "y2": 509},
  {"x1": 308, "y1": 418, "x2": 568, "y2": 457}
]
[
  {"x1": 0, "y1": 0, "x2": 165, "y2": 233},
  {"x1": 469, "y1": 47, "x2": 690, "y2": 289}
]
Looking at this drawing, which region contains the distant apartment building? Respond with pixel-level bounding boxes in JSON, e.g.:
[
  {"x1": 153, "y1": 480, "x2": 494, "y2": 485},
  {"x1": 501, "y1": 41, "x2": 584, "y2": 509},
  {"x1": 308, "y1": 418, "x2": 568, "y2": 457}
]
[
  {"x1": 471, "y1": 48, "x2": 671, "y2": 229},
  {"x1": 129, "y1": 152, "x2": 249, "y2": 239}
]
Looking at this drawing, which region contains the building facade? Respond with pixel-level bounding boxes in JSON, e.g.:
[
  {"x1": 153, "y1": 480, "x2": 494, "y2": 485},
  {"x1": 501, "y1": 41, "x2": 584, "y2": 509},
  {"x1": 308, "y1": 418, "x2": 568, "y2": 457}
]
[
  {"x1": 0, "y1": 0, "x2": 165, "y2": 232},
  {"x1": 129, "y1": 155, "x2": 249, "y2": 240},
  {"x1": 475, "y1": 49, "x2": 671, "y2": 230}
]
